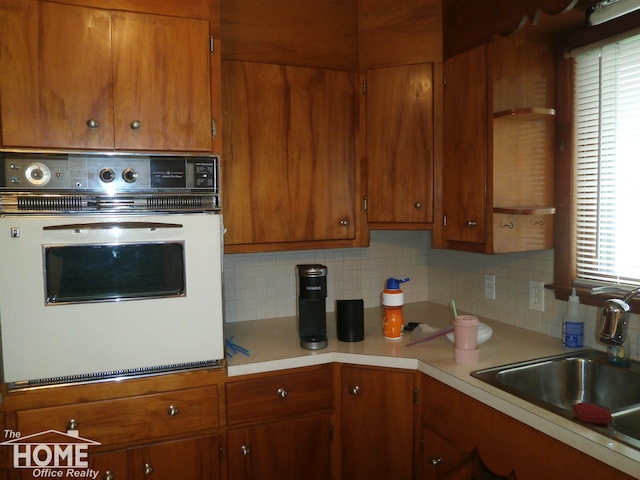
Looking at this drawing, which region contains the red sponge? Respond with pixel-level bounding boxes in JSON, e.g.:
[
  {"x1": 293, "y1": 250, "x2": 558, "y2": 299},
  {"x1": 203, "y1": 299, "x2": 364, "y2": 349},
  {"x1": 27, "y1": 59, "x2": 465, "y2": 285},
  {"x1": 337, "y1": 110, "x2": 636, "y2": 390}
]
[{"x1": 573, "y1": 402, "x2": 612, "y2": 425}]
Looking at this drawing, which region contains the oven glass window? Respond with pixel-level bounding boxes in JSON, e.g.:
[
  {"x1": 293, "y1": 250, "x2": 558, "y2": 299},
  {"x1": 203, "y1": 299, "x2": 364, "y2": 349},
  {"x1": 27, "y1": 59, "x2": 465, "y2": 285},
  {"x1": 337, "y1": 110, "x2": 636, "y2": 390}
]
[{"x1": 44, "y1": 242, "x2": 185, "y2": 304}]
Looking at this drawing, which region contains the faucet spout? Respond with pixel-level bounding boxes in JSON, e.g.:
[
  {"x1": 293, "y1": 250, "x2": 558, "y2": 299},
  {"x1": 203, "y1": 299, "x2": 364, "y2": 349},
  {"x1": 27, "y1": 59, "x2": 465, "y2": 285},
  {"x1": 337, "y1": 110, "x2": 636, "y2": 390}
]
[
  {"x1": 592, "y1": 285, "x2": 640, "y2": 344},
  {"x1": 593, "y1": 285, "x2": 640, "y2": 367}
]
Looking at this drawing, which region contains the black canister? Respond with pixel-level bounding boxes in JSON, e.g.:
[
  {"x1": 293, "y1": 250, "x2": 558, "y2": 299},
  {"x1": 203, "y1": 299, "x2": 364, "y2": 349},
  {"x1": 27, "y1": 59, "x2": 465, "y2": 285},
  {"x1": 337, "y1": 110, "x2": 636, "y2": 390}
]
[
  {"x1": 336, "y1": 299, "x2": 364, "y2": 342},
  {"x1": 296, "y1": 264, "x2": 328, "y2": 350}
]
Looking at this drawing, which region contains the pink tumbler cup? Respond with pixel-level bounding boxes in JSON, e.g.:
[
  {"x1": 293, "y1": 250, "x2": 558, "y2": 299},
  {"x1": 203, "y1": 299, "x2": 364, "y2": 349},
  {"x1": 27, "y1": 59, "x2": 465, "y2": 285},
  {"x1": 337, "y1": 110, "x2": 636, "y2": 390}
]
[{"x1": 453, "y1": 315, "x2": 479, "y2": 365}]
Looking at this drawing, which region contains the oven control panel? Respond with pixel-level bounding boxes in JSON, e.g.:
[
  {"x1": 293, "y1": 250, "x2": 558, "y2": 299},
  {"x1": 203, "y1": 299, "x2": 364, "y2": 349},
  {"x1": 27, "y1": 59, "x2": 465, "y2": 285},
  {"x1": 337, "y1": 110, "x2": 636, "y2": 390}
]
[{"x1": 0, "y1": 154, "x2": 219, "y2": 193}]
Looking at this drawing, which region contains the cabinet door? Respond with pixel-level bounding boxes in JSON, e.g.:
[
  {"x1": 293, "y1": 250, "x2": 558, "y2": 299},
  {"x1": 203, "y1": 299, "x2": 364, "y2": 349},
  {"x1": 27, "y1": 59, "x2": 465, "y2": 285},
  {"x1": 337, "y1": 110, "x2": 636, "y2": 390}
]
[
  {"x1": 226, "y1": 414, "x2": 331, "y2": 480},
  {"x1": 89, "y1": 449, "x2": 128, "y2": 480},
  {"x1": 366, "y1": 63, "x2": 434, "y2": 224},
  {"x1": 112, "y1": 11, "x2": 212, "y2": 152},
  {"x1": 340, "y1": 366, "x2": 415, "y2": 480},
  {"x1": 442, "y1": 45, "x2": 488, "y2": 245},
  {"x1": 128, "y1": 435, "x2": 219, "y2": 480},
  {"x1": 0, "y1": 0, "x2": 114, "y2": 149},
  {"x1": 221, "y1": 61, "x2": 356, "y2": 246}
]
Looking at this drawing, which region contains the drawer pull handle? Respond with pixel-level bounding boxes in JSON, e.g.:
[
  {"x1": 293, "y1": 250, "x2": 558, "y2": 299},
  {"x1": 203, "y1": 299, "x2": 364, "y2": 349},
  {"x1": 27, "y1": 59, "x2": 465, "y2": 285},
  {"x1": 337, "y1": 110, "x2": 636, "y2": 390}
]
[
  {"x1": 86, "y1": 119, "x2": 100, "y2": 129},
  {"x1": 167, "y1": 405, "x2": 179, "y2": 416},
  {"x1": 350, "y1": 385, "x2": 360, "y2": 395},
  {"x1": 103, "y1": 472, "x2": 114, "y2": 480},
  {"x1": 430, "y1": 457, "x2": 444, "y2": 467},
  {"x1": 67, "y1": 419, "x2": 78, "y2": 430},
  {"x1": 241, "y1": 445, "x2": 251, "y2": 456},
  {"x1": 464, "y1": 220, "x2": 478, "y2": 227},
  {"x1": 414, "y1": 202, "x2": 422, "y2": 209},
  {"x1": 277, "y1": 388, "x2": 288, "y2": 399},
  {"x1": 143, "y1": 463, "x2": 153, "y2": 475},
  {"x1": 131, "y1": 120, "x2": 142, "y2": 130}
]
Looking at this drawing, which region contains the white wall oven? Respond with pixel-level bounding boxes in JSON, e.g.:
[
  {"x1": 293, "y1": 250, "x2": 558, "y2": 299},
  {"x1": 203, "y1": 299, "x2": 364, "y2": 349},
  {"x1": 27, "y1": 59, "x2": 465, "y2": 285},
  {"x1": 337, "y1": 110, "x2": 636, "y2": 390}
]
[{"x1": 0, "y1": 153, "x2": 223, "y2": 389}]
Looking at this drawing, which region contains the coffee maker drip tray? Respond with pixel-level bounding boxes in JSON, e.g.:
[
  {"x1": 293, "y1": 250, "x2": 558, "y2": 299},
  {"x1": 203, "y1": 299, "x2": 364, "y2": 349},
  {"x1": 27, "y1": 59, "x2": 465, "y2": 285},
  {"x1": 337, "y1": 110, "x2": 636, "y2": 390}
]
[{"x1": 300, "y1": 335, "x2": 328, "y2": 350}]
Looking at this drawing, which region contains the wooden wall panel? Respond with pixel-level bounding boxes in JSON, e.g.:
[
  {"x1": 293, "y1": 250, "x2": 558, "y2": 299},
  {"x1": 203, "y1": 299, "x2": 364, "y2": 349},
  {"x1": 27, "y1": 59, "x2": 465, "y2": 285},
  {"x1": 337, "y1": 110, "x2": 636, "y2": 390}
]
[
  {"x1": 44, "y1": 0, "x2": 219, "y2": 29},
  {"x1": 358, "y1": 0, "x2": 442, "y2": 70},
  {"x1": 221, "y1": 0, "x2": 358, "y2": 71}
]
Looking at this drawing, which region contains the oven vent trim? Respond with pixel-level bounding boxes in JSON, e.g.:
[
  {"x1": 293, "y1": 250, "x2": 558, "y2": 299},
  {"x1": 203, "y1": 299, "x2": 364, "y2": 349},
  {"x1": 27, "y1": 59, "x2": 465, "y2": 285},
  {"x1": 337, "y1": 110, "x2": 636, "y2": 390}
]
[
  {"x1": 17, "y1": 195, "x2": 84, "y2": 211},
  {"x1": 6, "y1": 359, "x2": 223, "y2": 391},
  {"x1": 0, "y1": 194, "x2": 220, "y2": 213}
]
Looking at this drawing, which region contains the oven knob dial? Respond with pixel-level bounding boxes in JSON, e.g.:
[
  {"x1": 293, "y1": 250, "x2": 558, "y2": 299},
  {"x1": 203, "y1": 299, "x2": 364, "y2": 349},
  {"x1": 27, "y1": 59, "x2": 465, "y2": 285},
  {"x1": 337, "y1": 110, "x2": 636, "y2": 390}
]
[
  {"x1": 25, "y1": 162, "x2": 51, "y2": 186},
  {"x1": 122, "y1": 167, "x2": 138, "y2": 183},
  {"x1": 99, "y1": 168, "x2": 116, "y2": 183}
]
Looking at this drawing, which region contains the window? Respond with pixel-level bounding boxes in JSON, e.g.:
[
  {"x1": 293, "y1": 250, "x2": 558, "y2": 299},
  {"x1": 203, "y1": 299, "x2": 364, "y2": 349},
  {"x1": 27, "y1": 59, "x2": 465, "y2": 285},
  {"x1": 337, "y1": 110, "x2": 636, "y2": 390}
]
[{"x1": 572, "y1": 30, "x2": 640, "y2": 287}]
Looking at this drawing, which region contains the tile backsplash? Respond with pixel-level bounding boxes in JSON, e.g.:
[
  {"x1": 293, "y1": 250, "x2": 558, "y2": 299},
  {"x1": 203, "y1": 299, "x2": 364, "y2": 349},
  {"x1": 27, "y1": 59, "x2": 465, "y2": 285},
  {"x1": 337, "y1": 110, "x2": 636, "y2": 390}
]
[{"x1": 223, "y1": 230, "x2": 639, "y2": 360}]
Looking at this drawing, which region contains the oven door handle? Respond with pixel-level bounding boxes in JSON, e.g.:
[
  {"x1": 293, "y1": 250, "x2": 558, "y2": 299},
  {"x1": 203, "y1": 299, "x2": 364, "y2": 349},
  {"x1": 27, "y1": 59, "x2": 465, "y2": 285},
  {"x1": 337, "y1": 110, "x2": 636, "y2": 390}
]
[{"x1": 43, "y1": 221, "x2": 183, "y2": 231}]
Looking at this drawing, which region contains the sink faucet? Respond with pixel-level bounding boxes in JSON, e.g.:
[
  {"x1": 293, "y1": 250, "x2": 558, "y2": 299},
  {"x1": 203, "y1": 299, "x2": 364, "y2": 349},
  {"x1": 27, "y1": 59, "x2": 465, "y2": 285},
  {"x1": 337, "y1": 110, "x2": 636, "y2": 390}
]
[{"x1": 592, "y1": 285, "x2": 640, "y2": 367}]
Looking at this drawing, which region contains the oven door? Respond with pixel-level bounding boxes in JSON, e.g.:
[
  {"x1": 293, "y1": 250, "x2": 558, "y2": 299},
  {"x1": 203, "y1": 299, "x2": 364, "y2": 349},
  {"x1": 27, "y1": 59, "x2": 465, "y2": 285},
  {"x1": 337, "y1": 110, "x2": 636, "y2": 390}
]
[{"x1": 0, "y1": 212, "x2": 224, "y2": 386}]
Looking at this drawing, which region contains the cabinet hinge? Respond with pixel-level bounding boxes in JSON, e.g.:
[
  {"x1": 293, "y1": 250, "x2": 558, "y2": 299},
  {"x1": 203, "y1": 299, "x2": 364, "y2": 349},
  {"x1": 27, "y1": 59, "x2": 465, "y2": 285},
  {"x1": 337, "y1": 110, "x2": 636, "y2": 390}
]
[
  {"x1": 363, "y1": 80, "x2": 367, "y2": 96},
  {"x1": 210, "y1": 36, "x2": 215, "y2": 55},
  {"x1": 219, "y1": 445, "x2": 224, "y2": 463},
  {"x1": 443, "y1": 215, "x2": 447, "y2": 227},
  {"x1": 329, "y1": 424, "x2": 334, "y2": 442},
  {"x1": 363, "y1": 196, "x2": 368, "y2": 212},
  {"x1": 443, "y1": 72, "x2": 447, "y2": 86},
  {"x1": 212, "y1": 120, "x2": 217, "y2": 139},
  {"x1": 414, "y1": 386, "x2": 420, "y2": 405}
]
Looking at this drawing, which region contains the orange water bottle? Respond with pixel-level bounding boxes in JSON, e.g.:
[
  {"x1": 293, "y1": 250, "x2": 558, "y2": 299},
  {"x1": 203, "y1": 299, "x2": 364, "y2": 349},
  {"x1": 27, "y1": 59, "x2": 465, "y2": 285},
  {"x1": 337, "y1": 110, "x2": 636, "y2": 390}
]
[{"x1": 382, "y1": 277, "x2": 409, "y2": 340}]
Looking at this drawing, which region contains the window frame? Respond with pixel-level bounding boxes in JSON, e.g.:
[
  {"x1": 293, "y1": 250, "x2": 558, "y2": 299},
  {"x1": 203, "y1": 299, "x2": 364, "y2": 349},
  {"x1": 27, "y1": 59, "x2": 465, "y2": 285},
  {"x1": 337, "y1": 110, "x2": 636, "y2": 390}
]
[{"x1": 552, "y1": 9, "x2": 640, "y2": 309}]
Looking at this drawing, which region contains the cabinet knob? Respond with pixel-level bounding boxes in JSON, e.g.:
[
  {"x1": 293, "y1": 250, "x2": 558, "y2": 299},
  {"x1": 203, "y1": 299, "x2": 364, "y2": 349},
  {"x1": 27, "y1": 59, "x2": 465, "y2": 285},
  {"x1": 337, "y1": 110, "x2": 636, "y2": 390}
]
[
  {"x1": 143, "y1": 463, "x2": 153, "y2": 475},
  {"x1": 167, "y1": 405, "x2": 179, "y2": 416},
  {"x1": 67, "y1": 419, "x2": 78, "y2": 430},
  {"x1": 350, "y1": 385, "x2": 360, "y2": 395},
  {"x1": 277, "y1": 388, "x2": 288, "y2": 399},
  {"x1": 414, "y1": 202, "x2": 422, "y2": 209},
  {"x1": 86, "y1": 119, "x2": 100, "y2": 129},
  {"x1": 241, "y1": 445, "x2": 251, "y2": 456},
  {"x1": 430, "y1": 456, "x2": 444, "y2": 467},
  {"x1": 340, "y1": 219, "x2": 350, "y2": 226},
  {"x1": 103, "y1": 471, "x2": 114, "y2": 480},
  {"x1": 130, "y1": 120, "x2": 142, "y2": 130},
  {"x1": 464, "y1": 220, "x2": 478, "y2": 227}
]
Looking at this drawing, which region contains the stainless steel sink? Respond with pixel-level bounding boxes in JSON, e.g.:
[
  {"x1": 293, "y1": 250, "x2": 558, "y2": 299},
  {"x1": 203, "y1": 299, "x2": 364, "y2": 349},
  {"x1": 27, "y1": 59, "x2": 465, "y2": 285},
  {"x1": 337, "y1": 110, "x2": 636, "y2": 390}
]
[{"x1": 472, "y1": 350, "x2": 640, "y2": 450}]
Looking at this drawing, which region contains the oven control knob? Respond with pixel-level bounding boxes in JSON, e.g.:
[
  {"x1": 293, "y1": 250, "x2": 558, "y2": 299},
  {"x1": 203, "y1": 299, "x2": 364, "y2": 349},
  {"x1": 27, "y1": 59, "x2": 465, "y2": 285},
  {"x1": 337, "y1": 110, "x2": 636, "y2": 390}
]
[
  {"x1": 99, "y1": 168, "x2": 116, "y2": 183},
  {"x1": 122, "y1": 167, "x2": 138, "y2": 184},
  {"x1": 25, "y1": 162, "x2": 51, "y2": 186}
]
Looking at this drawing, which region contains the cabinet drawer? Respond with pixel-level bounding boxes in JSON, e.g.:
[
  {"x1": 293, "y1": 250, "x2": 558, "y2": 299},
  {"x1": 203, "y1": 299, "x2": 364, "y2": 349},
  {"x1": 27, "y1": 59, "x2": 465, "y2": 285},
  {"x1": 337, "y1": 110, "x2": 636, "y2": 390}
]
[
  {"x1": 226, "y1": 366, "x2": 333, "y2": 425},
  {"x1": 16, "y1": 385, "x2": 218, "y2": 447}
]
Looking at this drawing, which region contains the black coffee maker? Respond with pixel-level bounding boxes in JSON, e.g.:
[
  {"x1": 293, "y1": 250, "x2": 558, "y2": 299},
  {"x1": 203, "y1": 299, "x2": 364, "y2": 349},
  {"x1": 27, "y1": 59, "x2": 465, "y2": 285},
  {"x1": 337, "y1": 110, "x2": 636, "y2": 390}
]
[{"x1": 296, "y1": 264, "x2": 328, "y2": 350}]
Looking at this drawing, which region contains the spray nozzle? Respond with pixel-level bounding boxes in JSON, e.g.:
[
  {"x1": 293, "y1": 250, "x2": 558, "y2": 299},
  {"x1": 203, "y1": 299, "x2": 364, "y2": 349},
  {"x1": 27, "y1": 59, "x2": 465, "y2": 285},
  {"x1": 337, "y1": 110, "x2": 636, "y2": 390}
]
[{"x1": 386, "y1": 277, "x2": 410, "y2": 290}]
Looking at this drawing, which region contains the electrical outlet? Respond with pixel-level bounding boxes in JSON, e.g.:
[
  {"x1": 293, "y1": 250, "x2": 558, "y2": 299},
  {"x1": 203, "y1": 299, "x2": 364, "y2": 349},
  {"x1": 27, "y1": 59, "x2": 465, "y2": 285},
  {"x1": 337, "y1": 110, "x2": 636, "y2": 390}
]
[
  {"x1": 484, "y1": 274, "x2": 496, "y2": 300},
  {"x1": 529, "y1": 280, "x2": 545, "y2": 312}
]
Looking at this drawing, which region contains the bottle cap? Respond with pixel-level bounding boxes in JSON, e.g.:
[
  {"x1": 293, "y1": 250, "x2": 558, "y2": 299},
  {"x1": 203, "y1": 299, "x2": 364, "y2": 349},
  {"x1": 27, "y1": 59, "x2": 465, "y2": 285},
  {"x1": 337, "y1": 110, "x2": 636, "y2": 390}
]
[{"x1": 386, "y1": 277, "x2": 410, "y2": 290}]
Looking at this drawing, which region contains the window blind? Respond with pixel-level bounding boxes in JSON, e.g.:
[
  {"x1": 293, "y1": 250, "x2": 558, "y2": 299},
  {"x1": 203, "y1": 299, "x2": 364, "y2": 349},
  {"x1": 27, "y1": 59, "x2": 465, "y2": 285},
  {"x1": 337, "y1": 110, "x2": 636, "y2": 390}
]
[{"x1": 574, "y1": 32, "x2": 640, "y2": 285}]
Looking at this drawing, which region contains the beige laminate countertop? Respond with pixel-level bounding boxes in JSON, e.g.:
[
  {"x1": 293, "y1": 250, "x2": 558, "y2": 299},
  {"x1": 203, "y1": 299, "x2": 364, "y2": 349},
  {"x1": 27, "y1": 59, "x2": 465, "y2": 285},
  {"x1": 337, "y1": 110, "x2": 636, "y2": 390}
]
[{"x1": 224, "y1": 301, "x2": 640, "y2": 479}]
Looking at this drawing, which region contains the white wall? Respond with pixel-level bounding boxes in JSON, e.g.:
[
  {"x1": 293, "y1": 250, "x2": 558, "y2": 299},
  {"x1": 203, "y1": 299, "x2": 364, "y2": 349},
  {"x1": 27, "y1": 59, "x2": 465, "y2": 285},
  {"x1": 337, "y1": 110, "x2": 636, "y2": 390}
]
[{"x1": 223, "y1": 230, "x2": 639, "y2": 360}]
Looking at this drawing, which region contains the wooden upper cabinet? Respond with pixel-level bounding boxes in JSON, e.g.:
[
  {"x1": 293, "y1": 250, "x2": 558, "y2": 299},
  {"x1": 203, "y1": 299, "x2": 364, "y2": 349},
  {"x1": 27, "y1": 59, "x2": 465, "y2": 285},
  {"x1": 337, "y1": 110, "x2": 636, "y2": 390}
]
[
  {"x1": 0, "y1": 0, "x2": 214, "y2": 153},
  {"x1": 439, "y1": 29, "x2": 556, "y2": 254},
  {"x1": 221, "y1": 61, "x2": 357, "y2": 250},
  {"x1": 111, "y1": 11, "x2": 212, "y2": 152},
  {"x1": 0, "y1": 0, "x2": 114, "y2": 150},
  {"x1": 366, "y1": 63, "x2": 435, "y2": 226},
  {"x1": 442, "y1": 45, "x2": 488, "y2": 246}
]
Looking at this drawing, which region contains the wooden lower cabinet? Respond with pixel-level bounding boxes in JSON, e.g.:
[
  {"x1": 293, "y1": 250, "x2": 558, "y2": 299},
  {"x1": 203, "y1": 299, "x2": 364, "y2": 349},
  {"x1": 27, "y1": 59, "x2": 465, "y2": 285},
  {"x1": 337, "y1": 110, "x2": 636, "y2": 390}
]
[
  {"x1": 339, "y1": 365, "x2": 417, "y2": 480},
  {"x1": 224, "y1": 365, "x2": 334, "y2": 480},
  {"x1": 128, "y1": 435, "x2": 219, "y2": 480},
  {"x1": 226, "y1": 414, "x2": 331, "y2": 480},
  {"x1": 421, "y1": 374, "x2": 635, "y2": 480},
  {"x1": 88, "y1": 449, "x2": 128, "y2": 480}
]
